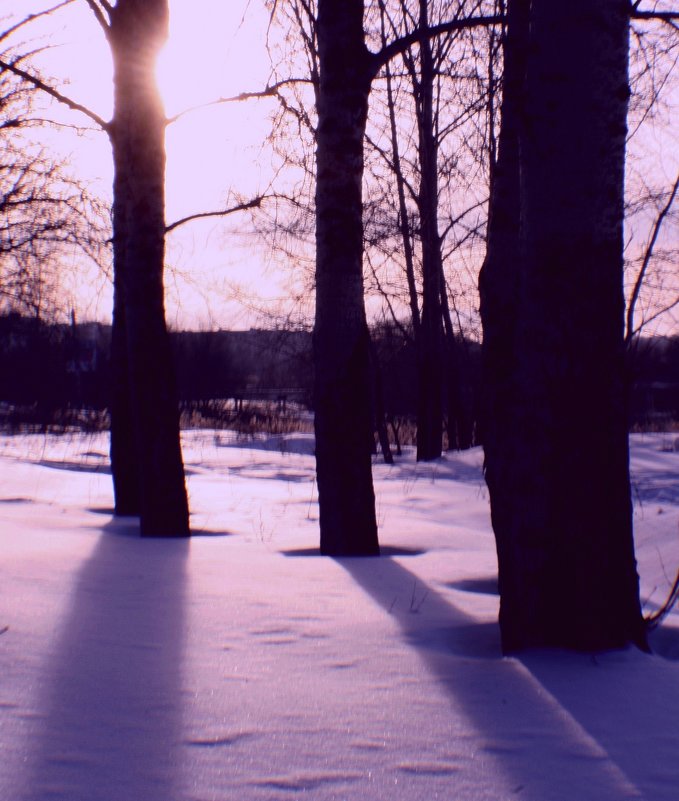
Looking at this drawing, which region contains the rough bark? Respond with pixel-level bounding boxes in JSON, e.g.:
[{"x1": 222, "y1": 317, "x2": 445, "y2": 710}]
[
  {"x1": 108, "y1": 0, "x2": 189, "y2": 537},
  {"x1": 314, "y1": 0, "x2": 379, "y2": 555},
  {"x1": 480, "y1": 0, "x2": 647, "y2": 652}
]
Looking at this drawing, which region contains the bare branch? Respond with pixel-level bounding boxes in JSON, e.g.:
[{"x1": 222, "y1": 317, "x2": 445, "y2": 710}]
[
  {"x1": 646, "y1": 567, "x2": 679, "y2": 631},
  {"x1": 631, "y1": 6, "x2": 679, "y2": 32},
  {"x1": 0, "y1": 1, "x2": 76, "y2": 46},
  {"x1": 626, "y1": 172, "x2": 679, "y2": 343},
  {"x1": 165, "y1": 78, "x2": 313, "y2": 125},
  {"x1": 0, "y1": 57, "x2": 110, "y2": 132},
  {"x1": 629, "y1": 295, "x2": 679, "y2": 339},
  {"x1": 83, "y1": 0, "x2": 112, "y2": 37},
  {"x1": 364, "y1": 248, "x2": 413, "y2": 343},
  {"x1": 370, "y1": 14, "x2": 503, "y2": 77},
  {"x1": 165, "y1": 196, "x2": 267, "y2": 234}
]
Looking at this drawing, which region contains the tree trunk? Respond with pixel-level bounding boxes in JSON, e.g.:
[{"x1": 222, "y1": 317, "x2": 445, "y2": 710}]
[
  {"x1": 314, "y1": 0, "x2": 379, "y2": 555},
  {"x1": 480, "y1": 0, "x2": 646, "y2": 652},
  {"x1": 109, "y1": 0, "x2": 189, "y2": 537},
  {"x1": 441, "y1": 281, "x2": 474, "y2": 450},
  {"x1": 415, "y1": 0, "x2": 444, "y2": 462},
  {"x1": 369, "y1": 335, "x2": 394, "y2": 465},
  {"x1": 109, "y1": 268, "x2": 140, "y2": 516}
]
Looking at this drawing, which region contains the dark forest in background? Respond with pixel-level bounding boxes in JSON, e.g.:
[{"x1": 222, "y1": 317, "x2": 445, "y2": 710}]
[{"x1": 0, "y1": 312, "x2": 676, "y2": 438}]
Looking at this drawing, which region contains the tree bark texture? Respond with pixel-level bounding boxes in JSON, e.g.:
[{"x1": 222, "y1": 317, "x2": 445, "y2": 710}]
[
  {"x1": 314, "y1": 0, "x2": 379, "y2": 555},
  {"x1": 480, "y1": 0, "x2": 646, "y2": 652},
  {"x1": 109, "y1": 0, "x2": 189, "y2": 537}
]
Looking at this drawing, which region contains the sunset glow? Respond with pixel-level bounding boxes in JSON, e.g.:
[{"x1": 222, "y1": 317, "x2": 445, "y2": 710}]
[{"x1": 7, "y1": 1, "x2": 280, "y2": 328}]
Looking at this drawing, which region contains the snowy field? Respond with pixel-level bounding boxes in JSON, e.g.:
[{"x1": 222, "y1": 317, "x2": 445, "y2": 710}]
[{"x1": 0, "y1": 429, "x2": 678, "y2": 801}]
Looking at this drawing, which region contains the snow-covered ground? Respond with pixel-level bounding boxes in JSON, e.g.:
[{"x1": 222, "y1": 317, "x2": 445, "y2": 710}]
[{"x1": 0, "y1": 430, "x2": 677, "y2": 801}]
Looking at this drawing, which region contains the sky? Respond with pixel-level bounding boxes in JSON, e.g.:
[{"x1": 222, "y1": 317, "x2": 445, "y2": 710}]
[
  {"x1": 0, "y1": 429, "x2": 678, "y2": 799},
  {"x1": 5, "y1": 2, "x2": 679, "y2": 335},
  {"x1": 8, "y1": 0, "x2": 289, "y2": 329}
]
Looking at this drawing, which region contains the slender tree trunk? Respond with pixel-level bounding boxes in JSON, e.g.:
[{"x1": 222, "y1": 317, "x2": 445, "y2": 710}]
[
  {"x1": 313, "y1": 0, "x2": 379, "y2": 556},
  {"x1": 383, "y1": 57, "x2": 420, "y2": 337},
  {"x1": 480, "y1": 0, "x2": 646, "y2": 652},
  {"x1": 368, "y1": 336, "x2": 394, "y2": 465},
  {"x1": 109, "y1": 0, "x2": 189, "y2": 537},
  {"x1": 109, "y1": 267, "x2": 140, "y2": 515},
  {"x1": 441, "y1": 279, "x2": 474, "y2": 450},
  {"x1": 415, "y1": 0, "x2": 444, "y2": 462}
]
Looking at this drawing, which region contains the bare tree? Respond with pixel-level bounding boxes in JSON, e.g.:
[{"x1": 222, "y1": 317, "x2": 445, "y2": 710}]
[
  {"x1": 2, "y1": 1, "x2": 190, "y2": 536},
  {"x1": 624, "y1": 8, "x2": 679, "y2": 342},
  {"x1": 312, "y1": 0, "x2": 499, "y2": 553},
  {"x1": 366, "y1": 0, "x2": 496, "y2": 457},
  {"x1": 0, "y1": 35, "x2": 106, "y2": 321},
  {"x1": 625, "y1": 173, "x2": 679, "y2": 346}
]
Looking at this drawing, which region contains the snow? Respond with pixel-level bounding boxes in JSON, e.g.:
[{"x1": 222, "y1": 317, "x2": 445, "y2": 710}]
[{"x1": 0, "y1": 430, "x2": 677, "y2": 800}]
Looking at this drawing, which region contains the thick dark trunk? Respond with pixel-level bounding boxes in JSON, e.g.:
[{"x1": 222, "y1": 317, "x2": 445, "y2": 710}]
[
  {"x1": 314, "y1": 0, "x2": 379, "y2": 555},
  {"x1": 480, "y1": 0, "x2": 646, "y2": 652},
  {"x1": 109, "y1": 0, "x2": 189, "y2": 537}
]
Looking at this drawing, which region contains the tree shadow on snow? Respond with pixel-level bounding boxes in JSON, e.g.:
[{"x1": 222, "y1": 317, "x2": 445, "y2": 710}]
[
  {"x1": 445, "y1": 576, "x2": 499, "y2": 595},
  {"x1": 648, "y1": 623, "x2": 679, "y2": 661},
  {"x1": 25, "y1": 520, "x2": 190, "y2": 801},
  {"x1": 338, "y1": 555, "x2": 679, "y2": 801},
  {"x1": 519, "y1": 645, "x2": 679, "y2": 801},
  {"x1": 281, "y1": 545, "x2": 424, "y2": 557},
  {"x1": 38, "y1": 458, "x2": 111, "y2": 474},
  {"x1": 86, "y1": 508, "x2": 233, "y2": 538}
]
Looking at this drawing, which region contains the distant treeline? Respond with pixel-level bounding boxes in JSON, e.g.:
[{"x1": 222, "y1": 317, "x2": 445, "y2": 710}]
[
  {"x1": 627, "y1": 336, "x2": 679, "y2": 429},
  {"x1": 0, "y1": 312, "x2": 676, "y2": 432}
]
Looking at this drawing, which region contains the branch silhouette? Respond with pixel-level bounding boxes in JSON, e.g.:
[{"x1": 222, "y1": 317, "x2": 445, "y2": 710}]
[
  {"x1": 165, "y1": 79, "x2": 313, "y2": 125},
  {"x1": 370, "y1": 14, "x2": 504, "y2": 77},
  {"x1": 0, "y1": 1, "x2": 76, "y2": 46},
  {"x1": 0, "y1": 57, "x2": 110, "y2": 133},
  {"x1": 83, "y1": 0, "x2": 113, "y2": 38},
  {"x1": 165, "y1": 196, "x2": 267, "y2": 234},
  {"x1": 626, "y1": 172, "x2": 679, "y2": 343}
]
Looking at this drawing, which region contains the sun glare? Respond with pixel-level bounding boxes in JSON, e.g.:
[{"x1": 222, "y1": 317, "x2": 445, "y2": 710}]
[
  {"x1": 156, "y1": 2, "x2": 270, "y2": 118},
  {"x1": 11, "y1": 1, "x2": 280, "y2": 328}
]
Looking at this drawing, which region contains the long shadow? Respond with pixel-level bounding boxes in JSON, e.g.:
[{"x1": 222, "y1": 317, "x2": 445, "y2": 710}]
[
  {"x1": 38, "y1": 459, "x2": 111, "y2": 474},
  {"x1": 521, "y1": 645, "x2": 679, "y2": 801},
  {"x1": 25, "y1": 519, "x2": 189, "y2": 801},
  {"x1": 282, "y1": 545, "x2": 424, "y2": 558},
  {"x1": 338, "y1": 555, "x2": 678, "y2": 800}
]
